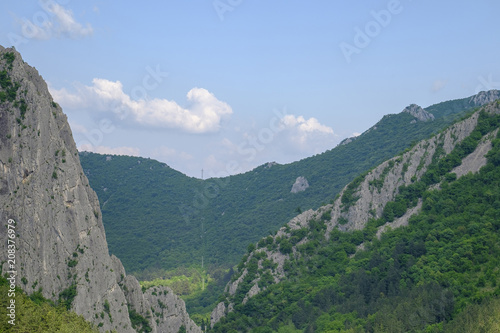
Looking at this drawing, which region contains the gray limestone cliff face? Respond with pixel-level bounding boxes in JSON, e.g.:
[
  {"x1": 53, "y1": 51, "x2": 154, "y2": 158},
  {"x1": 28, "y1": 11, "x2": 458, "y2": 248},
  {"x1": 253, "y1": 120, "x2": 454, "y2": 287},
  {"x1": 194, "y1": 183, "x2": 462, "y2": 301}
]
[
  {"x1": 470, "y1": 90, "x2": 500, "y2": 106},
  {"x1": 210, "y1": 302, "x2": 226, "y2": 328},
  {"x1": 144, "y1": 286, "x2": 202, "y2": 333},
  {"x1": 0, "y1": 46, "x2": 133, "y2": 332},
  {"x1": 326, "y1": 108, "x2": 486, "y2": 235},
  {"x1": 242, "y1": 283, "x2": 261, "y2": 304},
  {"x1": 403, "y1": 104, "x2": 435, "y2": 122},
  {"x1": 451, "y1": 129, "x2": 497, "y2": 178},
  {"x1": 0, "y1": 46, "x2": 199, "y2": 332},
  {"x1": 291, "y1": 176, "x2": 309, "y2": 193}
]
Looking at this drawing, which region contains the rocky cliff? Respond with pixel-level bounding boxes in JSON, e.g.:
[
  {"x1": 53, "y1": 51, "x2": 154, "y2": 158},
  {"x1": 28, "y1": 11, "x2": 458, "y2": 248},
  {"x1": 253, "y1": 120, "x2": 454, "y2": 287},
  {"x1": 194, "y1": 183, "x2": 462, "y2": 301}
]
[
  {"x1": 211, "y1": 99, "x2": 500, "y2": 327},
  {"x1": 470, "y1": 89, "x2": 500, "y2": 106},
  {"x1": 403, "y1": 103, "x2": 435, "y2": 122},
  {"x1": 0, "y1": 46, "x2": 200, "y2": 332}
]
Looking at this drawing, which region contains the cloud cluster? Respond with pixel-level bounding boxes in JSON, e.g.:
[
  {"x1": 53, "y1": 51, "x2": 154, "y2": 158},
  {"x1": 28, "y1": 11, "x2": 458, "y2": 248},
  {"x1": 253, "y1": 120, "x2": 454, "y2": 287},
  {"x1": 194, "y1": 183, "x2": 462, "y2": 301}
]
[
  {"x1": 19, "y1": 3, "x2": 93, "y2": 40},
  {"x1": 51, "y1": 79, "x2": 233, "y2": 133},
  {"x1": 280, "y1": 114, "x2": 334, "y2": 146},
  {"x1": 281, "y1": 115, "x2": 334, "y2": 134}
]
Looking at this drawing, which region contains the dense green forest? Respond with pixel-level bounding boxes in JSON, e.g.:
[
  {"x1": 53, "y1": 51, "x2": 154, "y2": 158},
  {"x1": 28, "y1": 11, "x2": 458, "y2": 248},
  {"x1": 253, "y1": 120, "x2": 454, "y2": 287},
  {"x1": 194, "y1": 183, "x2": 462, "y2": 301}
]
[
  {"x1": 210, "y1": 110, "x2": 500, "y2": 332},
  {"x1": 80, "y1": 94, "x2": 488, "y2": 279}
]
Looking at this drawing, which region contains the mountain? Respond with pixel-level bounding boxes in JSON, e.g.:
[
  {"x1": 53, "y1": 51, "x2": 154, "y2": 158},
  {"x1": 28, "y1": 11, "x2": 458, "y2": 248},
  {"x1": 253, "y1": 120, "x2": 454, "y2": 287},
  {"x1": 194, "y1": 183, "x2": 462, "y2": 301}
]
[
  {"x1": 79, "y1": 89, "x2": 500, "y2": 278},
  {"x1": 209, "y1": 100, "x2": 500, "y2": 332},
  {"x1": 0, "y1": 46, "x2": 200, "y2": 332}
]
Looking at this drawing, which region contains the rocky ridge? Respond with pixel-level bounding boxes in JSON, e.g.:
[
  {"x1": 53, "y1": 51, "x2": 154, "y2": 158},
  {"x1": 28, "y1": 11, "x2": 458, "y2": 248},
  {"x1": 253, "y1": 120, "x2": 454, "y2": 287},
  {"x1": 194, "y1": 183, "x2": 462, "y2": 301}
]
[
  {"x1": 0, "y1": 46, "x2": 200, "y2": 332},
  {"x1": 210, "y1": 99, "x2": 500, "y2": 328},
  {"x1": 403, "y1": 103, "x2": 435, "y2": 122},
  {"x1": 340, "y1": 103, "x2": 435, "y2": 148},
  {"x1": 470, "y1": 89, "x2": 500, "y2": 106}
]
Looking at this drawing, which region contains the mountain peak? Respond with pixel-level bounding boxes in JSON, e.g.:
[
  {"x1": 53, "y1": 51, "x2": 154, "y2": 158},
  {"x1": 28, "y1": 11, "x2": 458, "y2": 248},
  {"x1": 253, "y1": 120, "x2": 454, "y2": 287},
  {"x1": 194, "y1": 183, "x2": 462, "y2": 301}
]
[
  {"x1": 470, "y1": 89, "x2": 500, "y2": 106},
  {"x1": 402, "y1": 104, "x2": 435, "y2": 122}
]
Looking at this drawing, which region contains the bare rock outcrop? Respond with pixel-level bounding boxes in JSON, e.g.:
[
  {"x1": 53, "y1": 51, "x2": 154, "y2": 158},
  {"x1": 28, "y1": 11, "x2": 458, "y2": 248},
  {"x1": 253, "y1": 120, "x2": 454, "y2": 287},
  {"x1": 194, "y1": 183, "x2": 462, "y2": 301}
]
[
  {"x1": 291, "y1": 176, "x2": 309, "y2": 193},
  {"x1": 242, "y1": 283, "x2": 261, "y2": 304},
  {"x1": 376, "y1": 200, "x2": 423, "y2": 239},
  {"x1": 403, "y1": 104, "x2": 435, "y2": 122},
  {"x1": 470, "y1": 89, "x2": 500, "y2": 106},
  {"x1": 144, "y1": 286, "x2": 201, "y2": 333},
  {"x1": 211, "y1": 302, "x2": 227, "y2": 328},
  {"x1": 325, "y1": 109, "x2": 484, "y2": 235},
  {"x1": 451, "y1": 129, "x2": 497, "y2": 178}
]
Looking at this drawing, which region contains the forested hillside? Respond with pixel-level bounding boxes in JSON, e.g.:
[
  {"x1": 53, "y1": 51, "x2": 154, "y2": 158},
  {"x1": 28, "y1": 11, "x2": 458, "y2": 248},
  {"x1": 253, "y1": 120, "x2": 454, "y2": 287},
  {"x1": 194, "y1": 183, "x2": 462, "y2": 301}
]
[
  {"x1": 80, "y1": 91, "x2": 498, "y2": 278},
  {"x1": 0, "y1": 266, "x2": 99, "y2": 332},
  {"x1": 209, "y1": 103, "x2": 500, "y2": 332}
]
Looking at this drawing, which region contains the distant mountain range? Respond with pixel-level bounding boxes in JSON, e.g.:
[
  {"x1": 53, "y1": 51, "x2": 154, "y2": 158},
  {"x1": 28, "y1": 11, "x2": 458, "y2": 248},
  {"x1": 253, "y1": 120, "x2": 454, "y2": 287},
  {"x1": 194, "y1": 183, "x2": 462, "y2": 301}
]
[{"x1": 79, "y1": 90, "x2": 500, "y2": 277}]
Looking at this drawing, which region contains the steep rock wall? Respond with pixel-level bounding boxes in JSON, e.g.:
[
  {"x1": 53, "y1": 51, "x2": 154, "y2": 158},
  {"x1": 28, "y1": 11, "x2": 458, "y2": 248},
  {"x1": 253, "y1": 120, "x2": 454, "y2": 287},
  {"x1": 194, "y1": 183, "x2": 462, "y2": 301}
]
[{"x1": 0, "y1": 46, "x2": 200, "y2": 333}]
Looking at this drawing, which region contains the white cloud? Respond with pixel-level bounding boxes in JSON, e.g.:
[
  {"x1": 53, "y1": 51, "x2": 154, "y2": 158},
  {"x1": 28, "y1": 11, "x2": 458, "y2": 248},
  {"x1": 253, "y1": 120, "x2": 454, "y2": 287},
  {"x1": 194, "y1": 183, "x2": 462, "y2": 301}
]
[
  {"x1": 431, "y1": 79, "x2": 447, "y2": 93},
  {"x1": 352, "y1": 132, "x2": 361, "y2": 137},
  {"x1": 17, "y1": 3, "x2": 93, "y2": 40},
  {"x1": 51, "y1": 79, "x2": 233, "y2": 133},
  {"x1": 79, "y1": 144, "x2": 140, "y2": 157},
  {"x1": 281, "y1": 115, "x2": 333, "y2": 134},
  {"x1": 280, "y1": 114, "x2": 334, "y2": 146}
]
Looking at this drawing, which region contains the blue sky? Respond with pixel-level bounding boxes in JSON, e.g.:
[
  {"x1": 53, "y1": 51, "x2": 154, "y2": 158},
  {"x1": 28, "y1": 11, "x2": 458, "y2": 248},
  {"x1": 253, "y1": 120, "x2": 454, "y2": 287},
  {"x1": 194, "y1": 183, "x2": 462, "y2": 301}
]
[{"x1": 1, "y1": 1, "x2": 499, "y2": 178}]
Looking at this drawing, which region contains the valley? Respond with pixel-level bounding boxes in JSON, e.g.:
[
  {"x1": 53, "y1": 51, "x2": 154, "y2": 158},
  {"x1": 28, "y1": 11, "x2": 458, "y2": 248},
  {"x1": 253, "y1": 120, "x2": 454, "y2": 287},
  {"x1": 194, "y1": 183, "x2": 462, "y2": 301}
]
[
  {"x1": 79, "y1": 91, "x2": 500, "y2": 328},
  {"x1": 80, "y1": 92, "x2": 498, "y2": 276},
  {"x1": 1, "y1": 44, "x2": 499, "y2": 332}
]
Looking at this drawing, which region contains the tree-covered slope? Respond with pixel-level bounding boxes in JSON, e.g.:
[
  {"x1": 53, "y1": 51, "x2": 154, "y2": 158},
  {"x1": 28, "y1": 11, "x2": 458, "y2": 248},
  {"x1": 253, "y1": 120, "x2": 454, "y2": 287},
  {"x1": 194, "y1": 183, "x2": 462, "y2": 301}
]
[
  {"x1": 80, "y1": 91, "x2": 499, "y2": 276},
  {"x1": 0, "y1": 274, "x2": 99, "y2": 332},
  {"x1": 209, "y1": 101, "x2": 500, "y2": 332}
]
